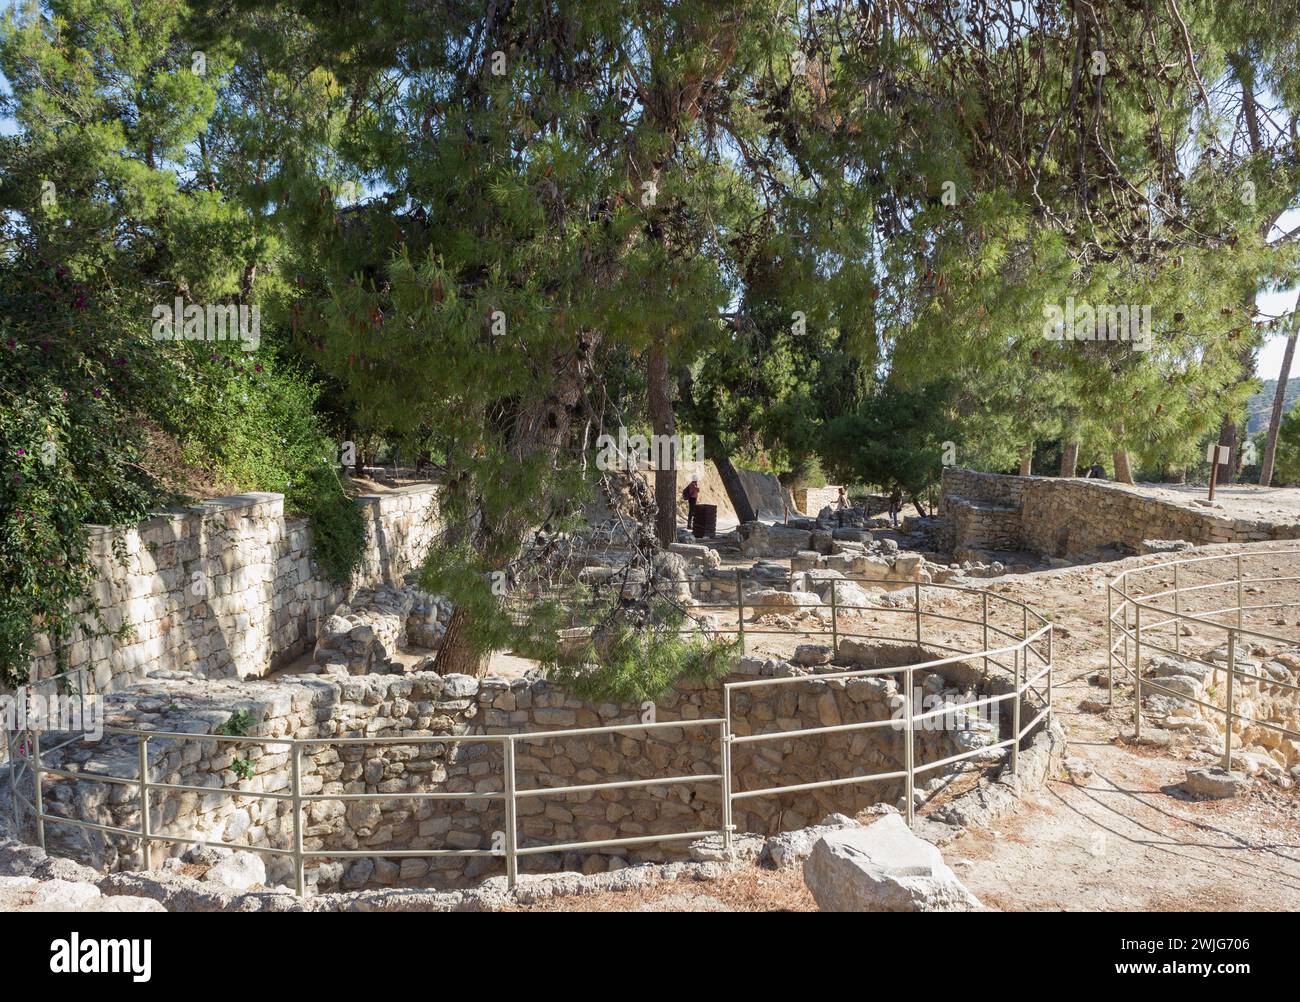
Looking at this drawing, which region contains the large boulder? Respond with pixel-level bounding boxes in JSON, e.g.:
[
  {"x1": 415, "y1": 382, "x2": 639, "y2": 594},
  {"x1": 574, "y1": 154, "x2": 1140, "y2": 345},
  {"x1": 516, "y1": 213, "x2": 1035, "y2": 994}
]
[
  {"x1": 1183, "y1": 767, "x2": 1249, "y2": 800},
  {"x1": 738, "y1": 522, "x2": 813, "y2": 558},
  {"x1": 668, "y1": 542, "x2": 722, "y2": 570},
  {"x1": 802, "y1": 815, "x2": 982, "y2": 912},
  {"x1": 746, "y1": 589, "x2": 822, "y2": 618},
  {"x1": 203, "y1": 851, "x2": 267, "y2": 891}
]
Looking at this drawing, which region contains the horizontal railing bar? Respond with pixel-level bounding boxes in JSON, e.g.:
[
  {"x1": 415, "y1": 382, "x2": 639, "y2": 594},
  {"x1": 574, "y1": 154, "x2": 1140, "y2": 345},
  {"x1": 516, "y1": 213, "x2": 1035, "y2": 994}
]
[
  {"x1": 149, "y1": 781, "x2": 294, "y2": 802},
  {"x1": 730, "y1": 717, "x2": 897, "y2": 744},
  {"x1": 300, "y1": 789, "x2": 504, "y2": 803},
  {"x1": 910, "y1": 690, "x2": 1018, "y2": 725},
  {"x1": 34, "y1": 765, "x2": 139, "y2": 787},
  {"x1": 1018, "y1": 704, "x2": 1051, "y2": 740},
  {"x1": 514, "y1": 829, "x2": 721, "y2": 856},
  {"x1": 730, "y1": 769, "x2": 908, "y2": 801},
  {"x1": 724, "y1": 633, "x2": 1047, "y2": 694},
  {"x1": 302, "y1": 847, "x2": 500, "y2": 860},
  {"x1": 910, "y1": 736, "x2": 1017, "y2": 777},
  {"x1": 514, "y1": 774, "x2": 722, "y2": 798},
  {"x1": 512, "y1": 718, "x2": 725, "y2": 741}
]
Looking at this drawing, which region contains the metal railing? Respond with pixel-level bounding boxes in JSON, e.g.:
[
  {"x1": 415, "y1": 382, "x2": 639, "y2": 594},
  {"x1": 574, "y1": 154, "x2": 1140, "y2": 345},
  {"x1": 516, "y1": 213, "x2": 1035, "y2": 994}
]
[
  {"x1": 5, "y1": 574, "x2": 1053, "y2": 896},
  {"x1": 1107, "y1": 548, "x2": 1300, "y2": 768}
]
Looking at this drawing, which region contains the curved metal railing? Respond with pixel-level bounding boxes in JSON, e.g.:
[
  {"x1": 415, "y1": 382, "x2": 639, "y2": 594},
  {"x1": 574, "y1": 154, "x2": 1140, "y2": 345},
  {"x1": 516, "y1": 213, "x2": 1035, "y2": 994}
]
[
  {"x1": 4, "y1": 573, "x2": 1053, "y2": 896},
  {"x1": 1107, "y1": 548, "x2": 1300, "y2": 767}
]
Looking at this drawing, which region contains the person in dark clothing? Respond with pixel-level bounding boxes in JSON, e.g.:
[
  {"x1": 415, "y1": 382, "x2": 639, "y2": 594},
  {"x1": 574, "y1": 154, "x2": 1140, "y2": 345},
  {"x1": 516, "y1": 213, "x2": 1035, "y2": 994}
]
[
  {"x1": 683, "y1": 475, "x2": 701, "y2": 529},
  {"x1": 888, "y1": 490, "x2": 902, "y2": 527},
  {"x1": 1085, "y1": 463, "x2": 1106, "y2": 479}
]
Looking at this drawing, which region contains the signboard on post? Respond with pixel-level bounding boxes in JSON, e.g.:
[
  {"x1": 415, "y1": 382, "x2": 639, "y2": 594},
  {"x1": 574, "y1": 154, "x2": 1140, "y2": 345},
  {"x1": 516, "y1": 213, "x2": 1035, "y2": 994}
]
[{"x1": 1207, "y1": 443, "x2": 1230, "y2": 501}]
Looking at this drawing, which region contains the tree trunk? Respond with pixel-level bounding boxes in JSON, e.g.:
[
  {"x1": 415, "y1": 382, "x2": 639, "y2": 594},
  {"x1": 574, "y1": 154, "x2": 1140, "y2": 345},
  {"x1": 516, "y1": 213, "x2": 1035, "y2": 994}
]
[
  {"x1": 1260, "y1": 311, "x2": 1299, "y2": 487},
  {"x1": 707, "y1": 433, "x2": 757, "y2": 523},
  {"x1": 433, "y1": 605, "x2": 484, "y2": 676},
  {"x1": 1018, "y1": 445, "x2": 1033, "y2": 476},
  {"x1": 1059, "y1": 442, "x2": 1078, "y2": 477},
  {"x1": 1112, "y1": 450, "x2": 1134, "y2": 485},
  {"x1": 647, "y1": 334, "x2": 677, "y2": 547},
  {"x1": 675, "y1": 370, "x2": 756, "y2": 524},
  {"x1": 1217, "y1": 412, "x2": 1240, "y2": 483},
  {"x1": 433, "y1": 332, "x2": 601, "y2": 677}
]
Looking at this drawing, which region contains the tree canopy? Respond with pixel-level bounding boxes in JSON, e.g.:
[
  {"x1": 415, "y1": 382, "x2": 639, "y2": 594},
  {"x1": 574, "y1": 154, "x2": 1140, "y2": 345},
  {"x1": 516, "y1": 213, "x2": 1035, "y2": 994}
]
[{"x1": 4, "y1": 0, "x2": 1300, "y2": 685}]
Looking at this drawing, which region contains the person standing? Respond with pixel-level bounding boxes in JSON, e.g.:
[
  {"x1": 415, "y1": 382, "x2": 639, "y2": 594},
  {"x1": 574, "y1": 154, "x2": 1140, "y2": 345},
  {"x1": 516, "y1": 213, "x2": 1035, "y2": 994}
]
[{"x1": 683, "y1": 474, "x2": 701, "y2": 529}]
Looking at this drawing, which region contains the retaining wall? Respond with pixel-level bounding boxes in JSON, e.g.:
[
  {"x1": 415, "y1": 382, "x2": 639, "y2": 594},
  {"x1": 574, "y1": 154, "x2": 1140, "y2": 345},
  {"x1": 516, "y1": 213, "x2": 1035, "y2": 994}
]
[
  {"x1": 941, "y1": 469, "x2": 1300, "y2": 557},
  {"x1": 26, "y1": 485, "x2": 442, "y2": 694},
  {"x1": 29, "y1": 650, "x2": 1018, "y2": 892}
]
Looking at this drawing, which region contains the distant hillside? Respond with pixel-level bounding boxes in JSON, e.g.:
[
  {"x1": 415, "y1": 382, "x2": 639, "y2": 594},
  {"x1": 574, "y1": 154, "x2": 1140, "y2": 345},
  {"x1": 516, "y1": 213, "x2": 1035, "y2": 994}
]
[{"x1": 1247, "y1": 379, "x2": 1300, "y2": 434}]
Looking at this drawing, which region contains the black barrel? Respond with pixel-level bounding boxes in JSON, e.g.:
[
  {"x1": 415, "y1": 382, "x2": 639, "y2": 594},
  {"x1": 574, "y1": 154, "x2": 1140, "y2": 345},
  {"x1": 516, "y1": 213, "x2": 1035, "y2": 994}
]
[{"x1": 692, "y1": 503, "x2": 718, "y2": 538}]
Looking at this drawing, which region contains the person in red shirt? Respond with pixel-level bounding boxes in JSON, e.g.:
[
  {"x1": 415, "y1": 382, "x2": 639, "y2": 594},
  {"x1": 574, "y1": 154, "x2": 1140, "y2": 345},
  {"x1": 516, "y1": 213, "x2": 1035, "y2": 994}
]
[{"x1": 682, "y1": 475, "x2": 701, "y2": 529}]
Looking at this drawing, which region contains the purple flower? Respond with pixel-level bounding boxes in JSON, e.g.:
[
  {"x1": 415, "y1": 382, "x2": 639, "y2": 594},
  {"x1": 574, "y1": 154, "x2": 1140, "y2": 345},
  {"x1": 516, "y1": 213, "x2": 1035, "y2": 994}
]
[{"x1": 16, "y1": 448, "x2": 25, "y2": 457}]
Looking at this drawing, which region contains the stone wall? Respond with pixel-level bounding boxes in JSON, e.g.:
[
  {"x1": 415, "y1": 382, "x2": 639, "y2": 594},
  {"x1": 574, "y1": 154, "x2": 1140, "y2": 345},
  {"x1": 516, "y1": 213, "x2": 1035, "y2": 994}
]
[
  {"x1": 31, "y1": 649, "x2": 1020, "y2": 892},
  {"x1": 26, "y1": 485, "x2": 441, "y2": 695},
  {"x1": 793, "y1": 486, "x2": 843, "y2": 516},
  {"x1": 941, "y1": 469, "x2": 1300, "y2": 558}
]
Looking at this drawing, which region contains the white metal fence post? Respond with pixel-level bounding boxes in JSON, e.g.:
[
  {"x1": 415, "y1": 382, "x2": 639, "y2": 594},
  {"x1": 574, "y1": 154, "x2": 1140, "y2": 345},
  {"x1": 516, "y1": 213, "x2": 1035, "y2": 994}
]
[
  {"x1": 1223, "y1": 630, "x2": 1236, "y2": 771},
  {"x1": 1173, "y1": 562, "x2": 1182, "y2": 655},
  {"x1": 1106, "y1": 581, "x2": 1115, "y2": 705},
  {"x1": 291, "y1": 742, "x2": 305, "y2": 896},
  {"x1": 914, "y1": 582, "x2": 922, "y2": 646},
  {"x1": 31, "y1": 730, "x2": 44, "y2": 852},
  {"x1": 138, "y1": 734, "x2": 152, "y2": 870},
  {"x1": 1047, "y1": 623, "x2": 1054, "y2": 721},
  {"x1": 830, "y1": 578, "x2": 839, "y2": 657},
  {"x1": 903, "y1": 665, "x2": 915, "y2": 827},
  {"x1": 504, "y1": 737, "x2": 518, "y2": 890},
  {"x1": 719, "y1": 716, "x2": 733, "y2": 860},
  {"x1": 982, "y1": 591, "x2": 989, "y2": 677},
  {"x1": 1011, "y1": 641, "x2": 1021, "y2": 777},
  {"x1": 735, "y1": 570, "x2": 745, "y2": 656},
  {"x1": 4, "y1": 727, "x2": 19, "y2": 836},
  {"x1": 1236, "y1": 554, "x2": 1244, "y2": 630},
  {"x1": 1133, "y1": 603, "x2": 1143, "y2": 738}
]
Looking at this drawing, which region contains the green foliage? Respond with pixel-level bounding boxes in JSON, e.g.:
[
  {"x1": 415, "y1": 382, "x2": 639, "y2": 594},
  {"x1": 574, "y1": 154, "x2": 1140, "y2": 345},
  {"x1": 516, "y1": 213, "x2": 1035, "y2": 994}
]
[
  {"x1": 218, "y1": 709, "x2": 253, "y2": 737},
  {"x1": 1273, "y1": 411, "x2": 1300, "y2": 486},
  {"x1": 154, "y1": 347, "x2": 365, "y2": 584},
  {"x1": 0, "y1": 266, "x2": 168, "y2": 688},
  {"x1": 545, "y1": 614, "x2": 740, "y2": 705},
  {"x1": 0, "y1": 1, "x2": 367, "y2": 684},
  {"x1": 819, "y1": 383, "x2": 955, "y2": 499}
]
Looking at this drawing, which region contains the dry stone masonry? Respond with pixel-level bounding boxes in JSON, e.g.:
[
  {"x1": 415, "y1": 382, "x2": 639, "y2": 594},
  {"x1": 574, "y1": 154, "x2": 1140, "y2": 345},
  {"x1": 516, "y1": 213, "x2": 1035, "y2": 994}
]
[
  {"x1": 25, "y1": 485, "x2": 441, "y2": 695},
  {"x1": 941, "y1": 469, "x2": 1300, "y2": 559},
  {"x1": 23, "y1": 641, "x2": 1034, "y2": 894}
]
